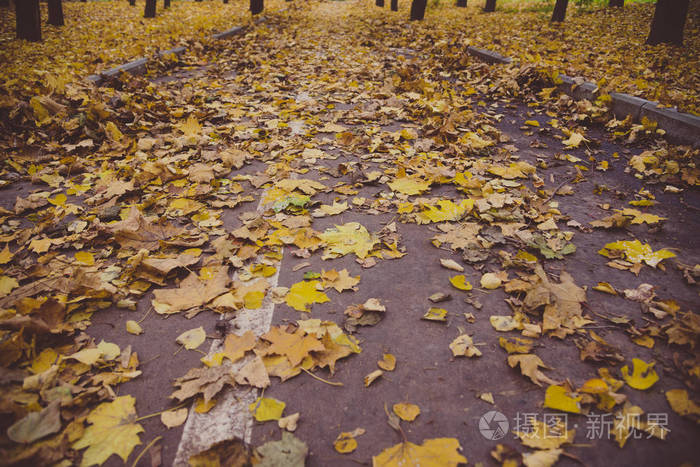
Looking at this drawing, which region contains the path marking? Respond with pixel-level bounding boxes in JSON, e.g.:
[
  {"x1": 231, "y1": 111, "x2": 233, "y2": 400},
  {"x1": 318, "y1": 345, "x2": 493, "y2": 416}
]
[{"x1": 173, "y1": 191, "x2": 283, "y2": 465}]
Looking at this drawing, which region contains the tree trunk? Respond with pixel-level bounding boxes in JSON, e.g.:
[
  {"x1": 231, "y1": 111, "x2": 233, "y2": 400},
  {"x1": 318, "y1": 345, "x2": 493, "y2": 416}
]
[
  {"x1": 551, "y1": 0, "x2": 568, "y2": 21},
  {"x1": 16, "y1": 0, "x2": 41, "y2": 41},
  {"x1": 224, "y1": 0, "x2": 228, "y2": 3},
  {"x1": 391, "y1": 0, "x2": 398, "y2": 11},
  {"x1": 457, "y1": 0, "x2": 467, "y2": 7},
  {"x1": 129, "y1": 0, "x2": 135, "y2": 6},
  {"x1": 647, "y1": 0, "x2": 689, "y2": 45},
  {"x1": 483, "y1": 0, "x2": 495, "y2": 12},
  {"x1": 0, "y1": 0, "x2": 10, "y2": 8},
  {"x1": 608, "y1": 0, "x2": 623, "y2": 6},
  {"x1": 410, "y1": 0, "x2": 426, "y2": 20},
  {"x1": 47, "y1": 0, "x2": 64, "y2": 26},
  {"x1": 164, "y1": 0, "x2": 170, "y2": 8},
  {"x1": 144, "y1": 0, "x2": 156, "y2": 17},
  {"x1": 376, "y1": 0, "x2": 384, "y2": 6},
  {"x1": 250, "y1": 0, "x2": 263, "y2": 15}
]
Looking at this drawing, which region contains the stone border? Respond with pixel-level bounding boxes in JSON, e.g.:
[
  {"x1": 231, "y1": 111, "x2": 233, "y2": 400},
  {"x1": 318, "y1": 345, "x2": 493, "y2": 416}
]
[
  {"x1": 466, "y1": 47, "x2": 700, "y2": 146},
  {"x1": 86, "y1": 17, "x2": 267, "y2": 86}
]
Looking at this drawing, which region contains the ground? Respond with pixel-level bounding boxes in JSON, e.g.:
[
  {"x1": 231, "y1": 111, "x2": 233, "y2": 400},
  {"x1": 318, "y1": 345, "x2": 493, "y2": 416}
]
[{"x1": 0, "y1": 1, "x2": 699, "y2": 466}]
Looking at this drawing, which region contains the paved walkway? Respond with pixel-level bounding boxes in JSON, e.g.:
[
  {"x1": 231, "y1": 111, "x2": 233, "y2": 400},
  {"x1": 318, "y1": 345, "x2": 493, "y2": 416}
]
[{"x1": 8, "y1": 1, "x2": 698, "y2": 466}]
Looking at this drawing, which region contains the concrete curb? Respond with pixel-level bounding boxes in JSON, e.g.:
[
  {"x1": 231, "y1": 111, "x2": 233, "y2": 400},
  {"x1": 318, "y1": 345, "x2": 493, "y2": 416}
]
[
  {"x1": 466, "y1": 46, "x2": 511, "y2": 64},
  {"x1": 86, "y1": 15, "x2": 270, "y2": 86},
  {"x1": 465, "y1": 46, "x2": 700, "y2": 147}
]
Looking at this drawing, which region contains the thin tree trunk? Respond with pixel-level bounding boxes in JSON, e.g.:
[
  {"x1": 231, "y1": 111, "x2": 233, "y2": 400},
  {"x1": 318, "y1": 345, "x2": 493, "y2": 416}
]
[
  {"x1": 410, "y1": 0, "x2": 426, "y2": 19},
  {"x1": 0, "y1": 0, "x2": 10, "y2": 8},
  {"x1": 16, "y1": 0, "x2": 41, "y2": 41},
  {"x1": 551, "y1": 0, "x2": 568, "y2": 21},
  {"x1": 144, "y1": 0, "x2": 156, "y2": 17},
  {"x1": 608, "y1": 0, "x2": 623, "y2": 6},
  {"x1": 391, "y1": 0, "x2": 398, "y2": 11},
  {"x1": 129, "y1": 0, "x2": 136, "y2": 6},
  {"x1": 647, "y1": 0, "x2": 689, "y2": 45},
  {"x1": 457, "y1": 0, "x2": 467, "y2": 7},
  {"x1": 164, "y1": 0, "x2": 170, "y2": 8},
  {"x1": 376, "y1": 0, "x2": 384, "y2": 6},
  {"x1": 483, "y1": 0, "x2": 495, "y2": 12},
  {"x1": 250, "y1": 0, "x2": 263, "y2": 15},
  {"x1": 224, "y1": 0, "x2": 229, "y2": 3},
  {"x1": 47, "y1": 0, "x2": 64, "y2": 26}
]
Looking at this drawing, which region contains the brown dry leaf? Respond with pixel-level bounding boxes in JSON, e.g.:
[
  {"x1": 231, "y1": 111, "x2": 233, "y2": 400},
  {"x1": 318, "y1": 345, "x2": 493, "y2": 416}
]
[
  {"x1": 507, "y1": 354, "x2": 559, "y2": 387},
  {"x1": 160, "y1": 408, "x2": 188, "y2": 429},
  {"x1": 152, "y1": 266, "x2": 229, "y2": 314},
  {"x1": 106, "y1": 207, "x2": 188, "y2": 250},
  {"x1": 234, "y1": 355, "x2": 270, "y2": 389},
  {"x1": 170, "y1": 365, "x2": 234, "y2": 403},
  {"x1": 377, "y1": 353, "x2": 396, "y2": 371},
  {"x1": 223, "y1": 331, "x2": 257, "y2": 364},
  {"x1": 259, "y1": 327, "x2": 324, "y2": 367},
  {"x1": 372, "y1": 438, "x2": 467, "y2": 466},
  {"x1": 321, "y1": 269, "x2": 360, "y2": 293}
]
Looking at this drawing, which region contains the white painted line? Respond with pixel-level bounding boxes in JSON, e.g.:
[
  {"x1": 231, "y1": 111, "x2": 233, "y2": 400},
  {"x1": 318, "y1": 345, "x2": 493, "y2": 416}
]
[{"x1": 173, "y1": 190, "x2": 283, "y2": 465}]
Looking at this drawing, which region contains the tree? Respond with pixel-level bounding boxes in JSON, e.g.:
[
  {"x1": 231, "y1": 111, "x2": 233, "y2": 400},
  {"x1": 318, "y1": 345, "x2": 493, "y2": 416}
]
[
  {"x1": 15, "y1": 0, "x2": 41, "y2": 42},
  {"x1": 391, "y1": 0, "x2": 398, "y2": 11},
  {"x1": 0, "y1": 0, "x2": 10, "y2": 8},
  {"x1": 483, "y1": 0, "x2": 496, "y2": 12},
  {"x1": 164, "y1": 0, "x2": 171, "y2": 8},
  {"x1": 129, "y1": 0, "x2": 136, "y2": 6},
  {"x1": 608, "y1": 0, "x2": 623, "y2": 6},
  {"x1": 410, "y1": 0, "x2": 426, "y2": 20},
  {"x1": 551, "y1": 0, "x2": 568, "y2": 22},
  {"x1": 457, "y1": 0, "x2": 467, "y2": 7},
  {"x1": 376, "y1": 0, "x2": 384, "y2": 6},
  {"x1": 647, "y1": 0, "x2": 689, "y2": 46},
  {"x1": 144, "y1": 0, "x2": 156, "y2": 18},
  {"x1": 47, "y1": 0, "x2": 64, "y2": 26},
  {"x1": 251, "y1": 0, "x2": 263, "y2": 15}
]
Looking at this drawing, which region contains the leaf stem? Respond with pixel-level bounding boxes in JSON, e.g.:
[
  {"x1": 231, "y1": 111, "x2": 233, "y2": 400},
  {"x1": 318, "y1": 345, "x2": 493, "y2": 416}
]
[{"x1": 301, "y1": 368, "x2": 344, "y2": 386}]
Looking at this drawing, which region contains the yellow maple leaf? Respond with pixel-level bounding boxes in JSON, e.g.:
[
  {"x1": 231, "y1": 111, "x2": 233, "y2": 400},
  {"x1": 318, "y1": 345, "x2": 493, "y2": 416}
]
[
  {"x1": 285, "y1": 280, "x2": 330, "y2": 312},
  {"x1": 618, "y1": 208, "x2": 666, "y2": 225},
  {"x1": 416, "y1": 199, "x2": 473, "y2": 224},
  {"x1": 320, "y1": 222, "x2": 378, "y2": 260},
  {"x1": 388, "y1": 177, "x2": 431, "y2": 195},
  {"x1": 598, "y1": 240, "x2": 675, "y2": 267},
  {"x1": 372, "y1": 438, "x2": 467, "y2": 466},
  {"x1": 72, "y1": 396, "x2": 144, "y2": 466}
]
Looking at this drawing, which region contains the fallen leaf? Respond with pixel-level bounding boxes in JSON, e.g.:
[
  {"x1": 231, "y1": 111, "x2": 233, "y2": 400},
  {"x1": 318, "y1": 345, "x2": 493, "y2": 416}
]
[
  {"x1": 72, "y1": 395, "x2": 144, "y2": 466},
  {"x1": 285, "y1": 280, "x2": 330, "y2": 312},
  {"x1": 378, "y1": 353, "x2": 396, "y2": 371},
  {"x1": 372, "y1": 438, "x2": 467, "y2": 466},
  {"x1": 621, "y1": 358, "x2": 659, "y2": 390},
  {"x1": 176, "y1": 327, "x2": 207, "y2": 350},
  {"x1": 449, "y1": 334, "x2": 482, "y2": 357},
  {"x1": 249, "y1": 397, "x2": 286, "y2": 422},
  {"x1": 160, "y1": 408, "x2": 188, "y2": 429},
  {"x1": 393, "y1": 403, "x2": 420, "y2": 422}
]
